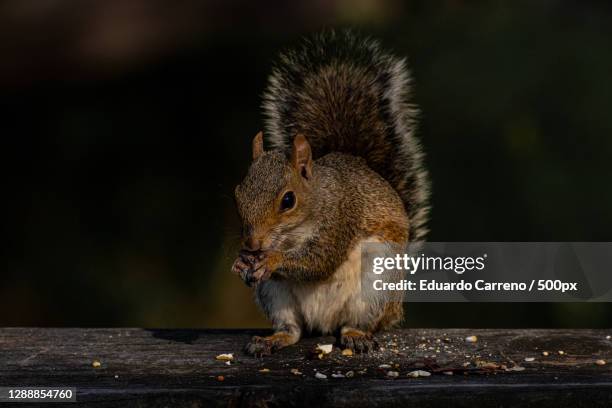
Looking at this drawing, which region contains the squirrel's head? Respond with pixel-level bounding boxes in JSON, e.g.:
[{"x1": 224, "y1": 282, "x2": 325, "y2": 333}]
[{"x1": 234, "y1": 132, "x2": 314, "y2": 254}]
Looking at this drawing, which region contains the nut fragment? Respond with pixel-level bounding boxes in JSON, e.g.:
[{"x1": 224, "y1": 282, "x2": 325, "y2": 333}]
[
  {"x1": 387, "y1": 371, "x2": 399, "y2": 378},
  {"x1": 317, "y1": 344, "x2": 333, "y2": 354},
  {"x1": 542, "y1": 351, "x2": 549, "y2": 356},
  {"x1": 259, "y1": 368, "x2": 270, "y2": 373},
  {"x1": 558, "y1": 350, "x2": 565, "y2": 355},
  {"x1": 215, "y1": 353, "x2": 234, "y2": 361},
  {"x1": 595, "y1": 359, "x2": 607, "y2": 366},
  {"x1": 524, "y1": 357, "x2": 535, "y2": 362},
  {"x1": 342, "y1": 349, "x2": 353, "y2": 356},
  {"x1": 290, "y1": 368, "x2": 302, "y2": 375},
  {"x1": 315, "y1": 372, "x2": 327, "y2": 379},
  {"x1": 407, "y1": 370, "x2": 431, "y2": 378},
  {"x1": 92, "y1": 360, "x2": 101, "y2": 368}
]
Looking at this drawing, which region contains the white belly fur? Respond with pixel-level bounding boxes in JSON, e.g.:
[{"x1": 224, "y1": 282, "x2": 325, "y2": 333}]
[{"x1": 288, "y1": 237, "x2": 381, "y2": 334}]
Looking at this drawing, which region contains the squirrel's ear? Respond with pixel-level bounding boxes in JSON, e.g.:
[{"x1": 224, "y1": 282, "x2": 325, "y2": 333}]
[
  {"x1": 291, "y1": 134, "x2": 312, "y2": 180},
  {"x1": 252, "y1": 131, "x2": 264, "y2": 160}
]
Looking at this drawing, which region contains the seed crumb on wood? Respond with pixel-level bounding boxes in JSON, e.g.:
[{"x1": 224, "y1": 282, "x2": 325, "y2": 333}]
[
  {"x1": 407, "y1": 370, "x2": 431, "y2": 378},
  {"x1": 215, "y1": 353, "x2": 234, "y2": 361},
  {"x1": 316, "y1": 344, "x2": 333, "y2": 354}
]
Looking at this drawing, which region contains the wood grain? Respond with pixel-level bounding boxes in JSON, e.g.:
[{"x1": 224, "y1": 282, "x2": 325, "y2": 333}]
[{"x1": 1, "y1": 328, "x2": 611, "y2": 407}]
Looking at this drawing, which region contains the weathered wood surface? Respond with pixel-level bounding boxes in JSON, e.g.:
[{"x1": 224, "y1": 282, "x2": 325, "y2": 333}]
[{"x1": 0, "y1": 328, "x2": 611, "y2": 407}]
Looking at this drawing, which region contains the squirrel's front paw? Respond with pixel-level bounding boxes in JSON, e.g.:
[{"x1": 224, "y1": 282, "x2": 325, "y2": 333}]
[
  {"x1": 339, "y1": 328, "x2": 377, "y2": 353},
  {"x1": 232, "y1": 251, "x2": 266, "y2": 287},
  {"x1": 232, "y1": 251, "x2": 276, "y2": 287}
]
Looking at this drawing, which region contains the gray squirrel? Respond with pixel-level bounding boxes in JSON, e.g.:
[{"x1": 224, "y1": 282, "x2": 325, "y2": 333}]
[{"x1": 231, "y1": 30, "x2": 430, "y2": 355}]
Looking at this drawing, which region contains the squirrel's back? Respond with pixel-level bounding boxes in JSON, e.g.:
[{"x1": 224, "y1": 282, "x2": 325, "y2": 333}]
[{"x1": 263, "y1": 30, "x2": 430, "y2": 241}]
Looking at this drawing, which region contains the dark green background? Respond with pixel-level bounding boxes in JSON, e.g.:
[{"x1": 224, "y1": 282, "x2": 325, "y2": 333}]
[{"x1": 2, "y1": 0, "x2": 611, "y2": 327}]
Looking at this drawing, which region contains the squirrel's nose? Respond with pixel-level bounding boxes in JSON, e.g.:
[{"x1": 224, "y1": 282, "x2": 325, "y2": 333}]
[{"x1": 244, "y1": 236, "x2": 262, "y2": 252}]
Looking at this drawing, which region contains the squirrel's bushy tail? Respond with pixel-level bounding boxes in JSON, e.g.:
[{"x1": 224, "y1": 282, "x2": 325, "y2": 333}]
[{"x1": 262, "y1": 30, "x2": 430, "y2": 240}]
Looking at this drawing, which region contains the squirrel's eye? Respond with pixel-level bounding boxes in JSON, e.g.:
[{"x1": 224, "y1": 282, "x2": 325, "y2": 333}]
[{"x1": 280, "y1": 191, "x2": 296, "y2": 212}]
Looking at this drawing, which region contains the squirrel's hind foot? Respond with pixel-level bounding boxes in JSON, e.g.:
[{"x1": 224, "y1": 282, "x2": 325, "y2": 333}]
[
  {"x1": 339, "y1": 328, "x2": 378, "y2": 353},
  {"x1": 244, "y1": 331, "x2": 298, "y2": 357}
]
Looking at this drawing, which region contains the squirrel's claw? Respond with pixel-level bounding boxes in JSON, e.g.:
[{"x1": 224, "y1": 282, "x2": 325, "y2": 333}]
[
  {"x1": 340, "y1": 329, "x2": 377, "y2": 354},
  {"x1": 244, "y1": 335, "x2": 274, "y2": 357},
  {"x1": 231, "y1": 259, "x2": 248, "y2": 275},
  {"x1": 249, "y1": 261, "x2": 270, "y2": 281}
]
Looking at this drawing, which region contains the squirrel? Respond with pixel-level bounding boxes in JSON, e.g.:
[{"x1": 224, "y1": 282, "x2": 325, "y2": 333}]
[{"x1": 232, "y1": 30, "x2": 430, "y2": 356}]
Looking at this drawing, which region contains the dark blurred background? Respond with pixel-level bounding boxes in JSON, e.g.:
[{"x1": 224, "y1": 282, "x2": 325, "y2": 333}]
[{"x1": 2, "y1": 0, "x2": 611, "y2": 328}]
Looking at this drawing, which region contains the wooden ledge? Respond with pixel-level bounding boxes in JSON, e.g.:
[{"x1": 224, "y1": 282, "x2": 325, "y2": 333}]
[{"x1": 1, "y1": 328, "x2": 611, "y2": 407}]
